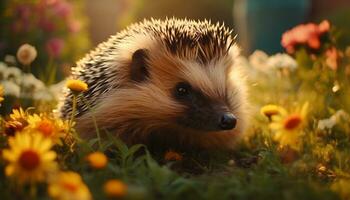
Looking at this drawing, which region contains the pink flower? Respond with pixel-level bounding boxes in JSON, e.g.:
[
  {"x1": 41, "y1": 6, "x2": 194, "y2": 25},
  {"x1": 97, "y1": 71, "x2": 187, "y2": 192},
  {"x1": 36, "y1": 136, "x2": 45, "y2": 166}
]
[
  {"x1": 281, "y1": 20, "x2": 331, "y2": 54},
  {"x1": 52, "y1": 0, "x2": 72, "y2": 18},
  {"x1": 67, "y1": 19, "x2": 81, "y2": 33},
  {"x1": 46, "y1": 38, "x2": 64, "y2": 58}
]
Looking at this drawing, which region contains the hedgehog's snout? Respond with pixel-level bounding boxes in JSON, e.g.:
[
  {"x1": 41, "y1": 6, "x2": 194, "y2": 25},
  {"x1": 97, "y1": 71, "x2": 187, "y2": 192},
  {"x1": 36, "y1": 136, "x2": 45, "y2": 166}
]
[{"x1": 219, "y1": 112, "x2": 237, "y2": 130}]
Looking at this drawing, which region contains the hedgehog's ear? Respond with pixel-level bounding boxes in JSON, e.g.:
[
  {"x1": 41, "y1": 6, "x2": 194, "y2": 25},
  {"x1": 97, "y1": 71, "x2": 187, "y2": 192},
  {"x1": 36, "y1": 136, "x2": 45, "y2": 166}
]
[{"x1": 130, "y1": 49, "x2": 150, "y2": 82}]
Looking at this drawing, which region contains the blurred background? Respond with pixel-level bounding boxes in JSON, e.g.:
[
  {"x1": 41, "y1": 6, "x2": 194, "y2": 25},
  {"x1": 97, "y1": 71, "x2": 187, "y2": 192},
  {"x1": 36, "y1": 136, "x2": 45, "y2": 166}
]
[
  {"x1": 1, "y1": 0, "x2": 350, "y2": 80},
  {"x1": 85, "y1": 0, "x2": 350, "y2": 54}
]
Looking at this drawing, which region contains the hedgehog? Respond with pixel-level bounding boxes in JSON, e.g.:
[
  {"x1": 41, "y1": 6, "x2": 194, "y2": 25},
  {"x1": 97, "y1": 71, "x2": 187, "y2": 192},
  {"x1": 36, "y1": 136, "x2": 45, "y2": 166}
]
[{"x1": 59, "y1": 18, "x2": 248, "y2": 151}]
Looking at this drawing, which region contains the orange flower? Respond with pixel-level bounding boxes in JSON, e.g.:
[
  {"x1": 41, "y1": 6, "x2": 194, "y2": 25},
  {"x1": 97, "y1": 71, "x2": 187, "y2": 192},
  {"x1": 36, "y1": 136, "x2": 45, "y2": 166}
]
[
  {"x1": 164, "y1": 150, "x2": 183, "y2": 161},
  {"x1": 48, "y1": 171, "x2": 92, "y2": 200},
  {"x1": 86, "y1": 152, "x2": 108, "y2": 169},
  {"x1": 104, "y1": 179, "x2": 127, "y2": 198},
  {"x1": 27, "y1": 114, "x2": 69, "y2": 145}
]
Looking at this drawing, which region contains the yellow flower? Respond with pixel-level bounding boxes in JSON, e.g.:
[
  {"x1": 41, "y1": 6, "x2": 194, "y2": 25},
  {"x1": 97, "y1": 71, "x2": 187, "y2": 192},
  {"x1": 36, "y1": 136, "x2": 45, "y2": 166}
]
[
  {"x1": 4, "y1": 121, "x2": 24, "y2": 137},
  {"x1": 2, "y1": 133, "x2": 57, "y2": 184},
  {"x1": 269, "y1": 102, "x2": 309, "y2": 150},
  {"x1": 164, "y1": 150, "x2": 183, "y2": 161},
  {"x1": 27, "y1": 114, "x2": 69, "y2": 145},
  {"x1": 103, "y1": 179, "x2": 127, "y2": 198},
  {"x1": 48, "y1": 171, "x2": 92, "y2": 200},
  {"x1": 0, "y1": 85, "x2": 4, "y2": 104},
  {"x1": 9, "y1": 107, "x2": 28, "y2": 124},
  {"x1": 331, "y1": 179, "x2": 350, "y2": 199},
  {"x1": 260, "y1": 104, "x2": 286, "y2": 119},
  {"x1": 66, "y1": 79, "x2": 88, "y2": 93},
  {"x1": 86, "y1": 152, "x2": 108, "y2": 169},
  {"x1": 7, "y1": 108, "x2": 30, "y2": 134},
  {"x1": 16, "y1": 43, "x2": 37, "y2": 65}
]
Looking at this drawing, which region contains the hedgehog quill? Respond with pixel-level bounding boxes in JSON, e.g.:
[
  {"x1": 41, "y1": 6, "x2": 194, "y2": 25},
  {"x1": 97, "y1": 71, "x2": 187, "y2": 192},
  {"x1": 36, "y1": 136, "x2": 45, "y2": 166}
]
[{"x1": 59, "y1": 18, "x2": 248, "y2": 150}]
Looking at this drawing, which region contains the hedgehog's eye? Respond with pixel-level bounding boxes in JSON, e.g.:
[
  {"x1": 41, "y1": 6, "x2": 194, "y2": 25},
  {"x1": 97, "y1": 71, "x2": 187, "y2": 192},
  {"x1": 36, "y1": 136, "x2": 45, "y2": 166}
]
[{"x1": 175, "y1": 82, "x2": 191, "y2": 97}]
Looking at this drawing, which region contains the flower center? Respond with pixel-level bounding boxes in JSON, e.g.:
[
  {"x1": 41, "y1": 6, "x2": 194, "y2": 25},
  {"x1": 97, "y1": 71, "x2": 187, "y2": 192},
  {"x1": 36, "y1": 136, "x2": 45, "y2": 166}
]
[
  {"x1": 19, "y1": 149, "x2": 40, "y2": 171},
  {"x1": 19, "y1": 50, "x2": 30, "y2": 60},
  {"x1": 264, "y1": 110, "x2": 279, "y2": 118},
  {"x1": 283, "y1": 114, "x2": 302, "y2": 130},
  {"x1": 37, "y1": 120, "x2": 54, "y2": 137}
]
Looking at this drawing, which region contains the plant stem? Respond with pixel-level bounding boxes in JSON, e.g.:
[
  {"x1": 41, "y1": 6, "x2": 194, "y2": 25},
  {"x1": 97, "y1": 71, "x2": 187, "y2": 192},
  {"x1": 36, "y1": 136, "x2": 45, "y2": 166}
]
[
  {"x1": 68, "y1": 94, "x2": 82, "y2": 142},
  {"x1": 82, "y1": 96, "x2": 102, "y2": 149}
]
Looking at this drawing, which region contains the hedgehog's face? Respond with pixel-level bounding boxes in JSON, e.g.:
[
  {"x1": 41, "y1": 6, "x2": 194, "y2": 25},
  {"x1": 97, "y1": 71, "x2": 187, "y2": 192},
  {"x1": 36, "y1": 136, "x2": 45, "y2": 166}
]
[
  {"x1": 129, "y1": 46, "x2": 243, "y2": 133},
  {"x1": 172, "y1": 81, "x2": 236, "y2": 131}
]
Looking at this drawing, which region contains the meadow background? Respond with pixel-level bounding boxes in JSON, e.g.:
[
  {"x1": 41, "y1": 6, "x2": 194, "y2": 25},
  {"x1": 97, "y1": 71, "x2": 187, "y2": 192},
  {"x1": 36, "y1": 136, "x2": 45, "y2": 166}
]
[{"x1": 0, "y1": 0, "x2": 350, "y2": 199}]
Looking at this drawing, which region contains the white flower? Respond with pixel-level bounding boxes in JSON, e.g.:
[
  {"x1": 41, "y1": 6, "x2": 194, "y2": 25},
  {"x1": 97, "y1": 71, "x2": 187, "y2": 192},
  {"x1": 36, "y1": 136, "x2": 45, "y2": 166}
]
[
  {"x1": 20, "y1": 73, "x2": 45, "y2": 97},
  {"x1": 0, "y1": 62, "x2": 7, "y2": 80},
  {"x1": 5, "y1": 66, "x2": 22, "y2": 84},
  {"x1": 16, "y1": 44, "x2": 37, "y2": 65},
  {"x1": 1, "y1": 80, "x2": 20, "y2": 97},
  {"x1": 248, "y1": 50, "x2": 270, "y2": 72},
  {"x1": 318, "y1": 110, "x2": 350, "y2": 130},
  {"x1": 266, "y1": 53, "x2": 297, "y2": 71},
  {"x1": 4, "y1": 55, "x2": 17, "y2": 65},
  {"x1": 318, "y1": 118, "x2": 336, "y2": 130}
]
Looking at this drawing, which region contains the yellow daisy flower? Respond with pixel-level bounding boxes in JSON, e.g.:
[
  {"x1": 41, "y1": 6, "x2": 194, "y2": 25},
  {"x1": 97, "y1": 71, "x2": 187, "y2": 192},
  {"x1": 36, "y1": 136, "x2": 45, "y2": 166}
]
[
  {"x1": 26, "y1": 114, "x2": 69, "y2": 145},
  {"x1": 103, "y1": 179, "x2": 127, "y2": 198},
  {"x1": 86, "y1": 152, "x2": 108, "y2": 169},
  {"x1": 4, "y1": 108, "x2": 30, "y2": 136},
  {"x1": 269, "y1": 102, "x2": 309, "y2": 150},
  {"x1": 66, "y1": 79, "x2": 88, "y2": 93},
  {"x1": 2, "y1": 132, "x2": 57, "y2": 184},
  {"x1": 4, "y1": 120, "x2": 25, "y2": 137},
  {"x1": 260, "y1": 104, "x2": 286, "y2": 119},
  {"x1": 48, "y1": 171, "x2": 92, "y2": 200},
  {"x1": 8, "y1": 108, "x2": 29, "y2": 129},
  {"x1": 9, "y1": 107, "x2": 27, "y2": 121}
]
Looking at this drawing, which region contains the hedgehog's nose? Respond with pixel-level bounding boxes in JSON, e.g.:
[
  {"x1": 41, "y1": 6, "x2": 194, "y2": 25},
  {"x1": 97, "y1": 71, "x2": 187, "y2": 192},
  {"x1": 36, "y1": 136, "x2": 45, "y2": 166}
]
[{"x1": 219, "y1": 113, "x2": 237, "y2": 130}]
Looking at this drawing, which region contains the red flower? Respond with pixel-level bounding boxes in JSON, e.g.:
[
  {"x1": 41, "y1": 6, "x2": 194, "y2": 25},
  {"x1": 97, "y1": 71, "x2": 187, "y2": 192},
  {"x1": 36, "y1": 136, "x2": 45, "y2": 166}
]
[{"x1": 281, "y1": 20, "x2": 330, "y2": 54}]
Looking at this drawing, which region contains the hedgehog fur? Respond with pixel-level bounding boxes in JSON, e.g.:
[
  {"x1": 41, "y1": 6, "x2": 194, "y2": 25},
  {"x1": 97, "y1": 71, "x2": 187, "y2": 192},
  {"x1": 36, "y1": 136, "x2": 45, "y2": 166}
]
[{"x1": 59, "y1": 18, "x2": 249, "y2": 150}]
